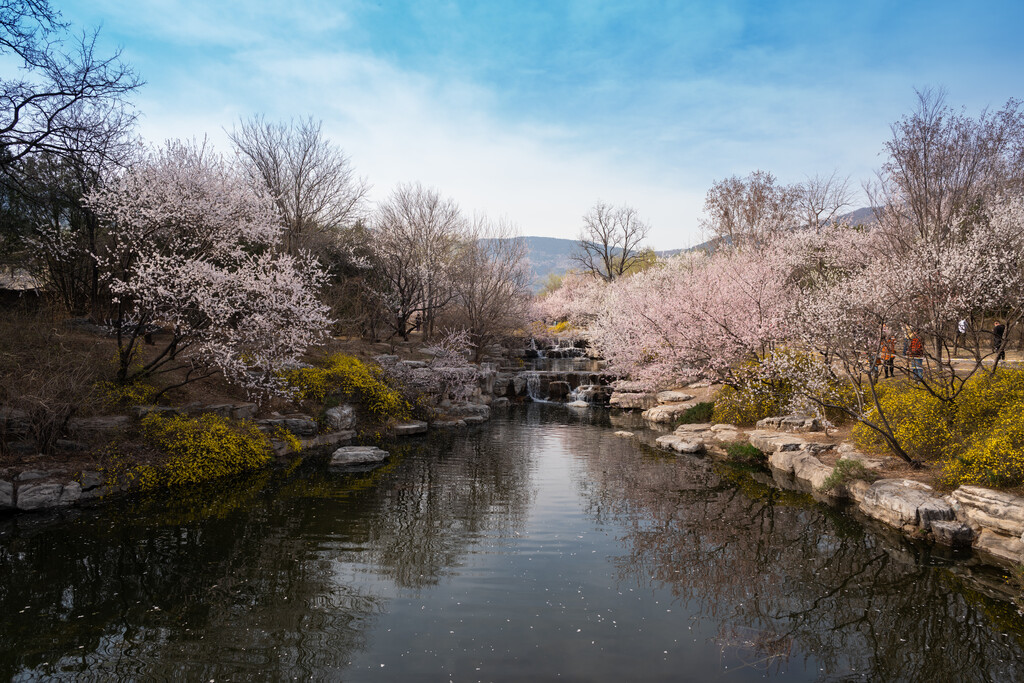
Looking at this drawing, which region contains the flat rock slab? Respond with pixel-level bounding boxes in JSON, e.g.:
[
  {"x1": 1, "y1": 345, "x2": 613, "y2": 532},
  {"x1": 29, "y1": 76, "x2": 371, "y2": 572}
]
[
  {"x1": 642, "y1": 403, "x2": 695, "y2": 423},
  {"x1": 747, "y1": 430, "x2": 807, "y2": 454},
  {"x1": 657, "y1": 391, "x2": 695, "y2": 404},
  {"x1": 674, "y1": 423, "x2": 712, "y2": 434},
  {"x1": 394, "y1": 420, "x2": 429, "y2": 436},
  {"x1": 609, "y1": 392, "x2": 658, "y2": 411},
  {"x1": 952, "y1": 486, "x2": 1024, "y2": 538},
  {"x1": 431, "y1": 420, "x2": 467, "y2": 428},
  {"x1": 614, "y1": 431, "x2": 634, "y2": 438},
  {"x1": 857, "y1": 479, "x2": 954, "y2": 531},
  {"x1": 330, "y1": 446, "x2": 390, "y2": 466}
]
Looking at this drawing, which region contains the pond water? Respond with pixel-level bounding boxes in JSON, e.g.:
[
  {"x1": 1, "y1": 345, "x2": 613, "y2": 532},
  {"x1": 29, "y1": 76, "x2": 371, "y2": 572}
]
[{"x1": 2, "y1": 405, "x2": 1024, "y2": 681}]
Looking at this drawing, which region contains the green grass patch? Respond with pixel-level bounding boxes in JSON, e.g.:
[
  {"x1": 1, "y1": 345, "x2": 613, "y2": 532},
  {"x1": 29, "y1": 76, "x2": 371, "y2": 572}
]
[
  {"x1": 675, "y1": 401, "x2": 714, "y2": 425},
  {"x1": 818, "y1": 458, "x2": 878, "y2": 493},
  {"x1": 725, "y1": 443, "x2": 767, "y2": 467}
]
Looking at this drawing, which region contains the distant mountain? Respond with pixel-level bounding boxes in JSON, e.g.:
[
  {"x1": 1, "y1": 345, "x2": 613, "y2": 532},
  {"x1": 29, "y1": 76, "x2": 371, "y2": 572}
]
[{"x1": 518, "y1": 236, "x2": 579, "y2": 292}]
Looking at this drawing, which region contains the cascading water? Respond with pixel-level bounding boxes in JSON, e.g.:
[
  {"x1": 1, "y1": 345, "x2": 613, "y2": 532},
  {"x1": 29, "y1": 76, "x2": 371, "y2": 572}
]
[{"x1": 524, "y1": 371, "x2": 544, "y2": 402}]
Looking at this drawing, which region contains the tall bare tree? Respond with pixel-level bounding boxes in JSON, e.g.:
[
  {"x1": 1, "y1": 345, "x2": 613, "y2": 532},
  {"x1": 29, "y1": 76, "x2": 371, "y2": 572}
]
[
  {"x1": 870, "y1": 88, "x2": 1024, "y2": 243},
  {"x1": 371, "y1": 183, "x2": 466, "y2": 340},
  {"x1": 0, "y1": 0, "x2": 140, "y2": 171},
  {"x1": 229, "y1": 115, "x2": 369, "y2": 254},
  {"x1": 796, "y1": 171, "x2": 853, "y2": 231},
  {"x1": 700, "y1": 170, "x2": 798, "y2": 248},
  {"x1": 572, "y1": 202, "x2": 651, "y2": 282},
  {"x1": 448, "y1": 217, "x2": 532, "y2": 360}
]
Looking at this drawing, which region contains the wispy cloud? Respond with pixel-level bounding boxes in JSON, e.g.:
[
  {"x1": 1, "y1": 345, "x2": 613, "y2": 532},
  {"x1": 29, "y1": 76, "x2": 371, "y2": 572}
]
[{"x1": 60, "y1": 0, "x2": 1024, "y2": 248}]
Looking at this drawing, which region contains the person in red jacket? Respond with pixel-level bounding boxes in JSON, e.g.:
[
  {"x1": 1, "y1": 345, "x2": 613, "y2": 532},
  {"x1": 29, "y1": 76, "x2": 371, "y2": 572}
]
[
  {"x1": 880, "y1": 328, "x2": 896, "y2": 379},
  {"x1": 907, "y1": 330, "x2": 924, "y2": 380}
]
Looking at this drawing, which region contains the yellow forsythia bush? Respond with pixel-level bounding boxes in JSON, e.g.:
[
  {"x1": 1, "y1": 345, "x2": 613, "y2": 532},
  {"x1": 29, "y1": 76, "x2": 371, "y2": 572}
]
[
  {"x1": 137, "y1": 413, "x2": 273, "y2": 489},
  {"x1": 942, "y1": 369, "x2": 1024, "y2": 487},
  {"x1": 852, "y1": 381, "x2": 953, "y2": 461},
  {"x1": 713, "y1": 382, "x2": 790, "y2": 426},
  {"x1": 945, "y1": 413, "x2": 1024, "y2": 488},
  {"x1": 285, "y1": 354, "x2": 411, "y2": 421}
]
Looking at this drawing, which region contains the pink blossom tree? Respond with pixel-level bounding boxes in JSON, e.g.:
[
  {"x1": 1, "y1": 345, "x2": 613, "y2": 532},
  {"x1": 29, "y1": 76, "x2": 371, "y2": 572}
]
[
  {"x1": 784, "y1": 199, "x2": 1024, "y2": 463},
  {"x1": 585, "y1": 246, "x2": 793, "y2": 390},
  {"x1": 84, "y1": 139, "x2": 332, "y2": 397}
]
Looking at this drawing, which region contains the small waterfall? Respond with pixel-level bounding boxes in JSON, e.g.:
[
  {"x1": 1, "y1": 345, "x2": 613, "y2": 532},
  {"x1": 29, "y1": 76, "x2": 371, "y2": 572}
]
[{"x1": 524, "y1": 371, "x2": 543, "y2": 402}]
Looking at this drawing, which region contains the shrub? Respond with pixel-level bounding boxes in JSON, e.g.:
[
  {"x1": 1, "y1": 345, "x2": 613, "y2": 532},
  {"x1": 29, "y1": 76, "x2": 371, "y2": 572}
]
[
  {"x1": 285, "y1": 354, "x2": 411, "y2": 422},
  {"x1": 725, "y1": 443, "x2": 767, "y2": 467},
  {"x1": 675, "y1": 401, "x2": 714, "y2": 425},
  {"x1": 549, "y1": 321, "x2": 574, "y2": 335},
  {"x1": 819, "y1": 459, "x2": 879, "y2": 493},
  {"x1": 952, "y1": 368, "x2": 1024, "y2": 438},
  {"x1": 98, "y1": 380, "x2": 158, "y2": 408},
  {"x1": 713, "y1": 382, "x2": 790, "y2": 427},
  {"x1": 137, "y1": 413, "x2": 273, "y2": 489},
  {"x1": 944, "y1": 403, "x2": 1024, "y2": 488},
  {"x1": 852, "y1": 381, "x2": 953, "y2": 461},
  {"x1": 711, "y1": 349, "x2": 854, "y2": 427}
]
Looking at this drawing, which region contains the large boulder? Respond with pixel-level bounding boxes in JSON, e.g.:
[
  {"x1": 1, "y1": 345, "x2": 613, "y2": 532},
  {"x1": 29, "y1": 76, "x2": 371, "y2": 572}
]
[
  {"x1": 324, "y1": 405, "x2": 356, "y2": 431},
  {"x1": 16, "y1": 482, "x2": 65, "y2": 510},
  {"x1": 257, "y1": 415, "x2": 318, "y2": 437}
]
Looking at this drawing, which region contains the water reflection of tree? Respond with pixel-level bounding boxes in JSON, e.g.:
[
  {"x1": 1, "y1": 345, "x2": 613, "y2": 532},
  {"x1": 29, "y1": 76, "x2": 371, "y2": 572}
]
[
  {"x1": 0, "y1": 423, "x2": 535, "y2": 680},
  {"x1": 567, "y1": 431, "x2": 1024, "y2": 681}
]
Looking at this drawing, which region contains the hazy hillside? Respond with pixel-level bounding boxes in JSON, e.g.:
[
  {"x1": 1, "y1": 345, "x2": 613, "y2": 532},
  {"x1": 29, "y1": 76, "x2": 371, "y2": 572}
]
[{"x1": 519, "y1": 236, "x2": 578, "y2": 291}]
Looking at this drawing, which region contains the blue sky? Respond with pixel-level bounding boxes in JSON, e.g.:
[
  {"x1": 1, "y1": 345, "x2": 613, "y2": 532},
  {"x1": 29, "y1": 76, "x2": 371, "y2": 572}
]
[{"x1": 58, "y1": 0, "x2": 1024, "y2": 248}]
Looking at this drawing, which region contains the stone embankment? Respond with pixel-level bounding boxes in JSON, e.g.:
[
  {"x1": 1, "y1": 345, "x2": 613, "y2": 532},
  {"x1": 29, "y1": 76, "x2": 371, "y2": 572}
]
[
  {"x1": 649, "y1": 411, "x2": 1024, "y2": 566},
  {"x1": 1, "y1": 360, "x2": 505, "y2": 514}
]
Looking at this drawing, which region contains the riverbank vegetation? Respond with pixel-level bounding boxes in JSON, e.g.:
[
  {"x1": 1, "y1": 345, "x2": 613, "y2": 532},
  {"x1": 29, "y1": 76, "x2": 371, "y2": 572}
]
[
  {"x1": 0, "y1": 1, "x2": 533, "y2": 484},
  {"x1": 539, "y1": 90, "x2": 1024, "y2": 487}
]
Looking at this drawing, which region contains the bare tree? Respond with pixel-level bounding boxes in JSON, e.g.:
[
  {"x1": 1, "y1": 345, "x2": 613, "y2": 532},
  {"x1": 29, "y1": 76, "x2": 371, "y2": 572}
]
[
  {"x1": 572, "y1": 202, "x2": 651, "y2": 282},
  {"x1": 229, "y1": 115, "x2": 369, "y2": 254},
  {"x1": 371, "y1": 183, "x2": 466, "y2": 340},
  {"x1": 796, "y1": 171, "x2": 853, "y2": 231},
  {"x1": 448, "y1": 217, "x2": 532, "y2": 360},
  {"x1": 0, "y1": 0, "x2": 141, "y2": 170},
  {"x1": 700, "y1": 171, "x2": 798, "y2": 248},
  {"x1": 870, "y1": 88, "x2": 1024, "y2": 243}
]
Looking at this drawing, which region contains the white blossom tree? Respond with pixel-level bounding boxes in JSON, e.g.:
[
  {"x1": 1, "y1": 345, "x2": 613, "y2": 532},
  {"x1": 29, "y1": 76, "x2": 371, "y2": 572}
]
[{"x1": 84, "y1": 139, "x2": 331, "y2": 397}]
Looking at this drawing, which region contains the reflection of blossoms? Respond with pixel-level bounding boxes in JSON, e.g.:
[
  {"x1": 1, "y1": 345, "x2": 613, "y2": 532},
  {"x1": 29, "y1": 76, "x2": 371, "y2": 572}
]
[{"x1": 85, "y1": 140, "x2": 331, "y2": 397}]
